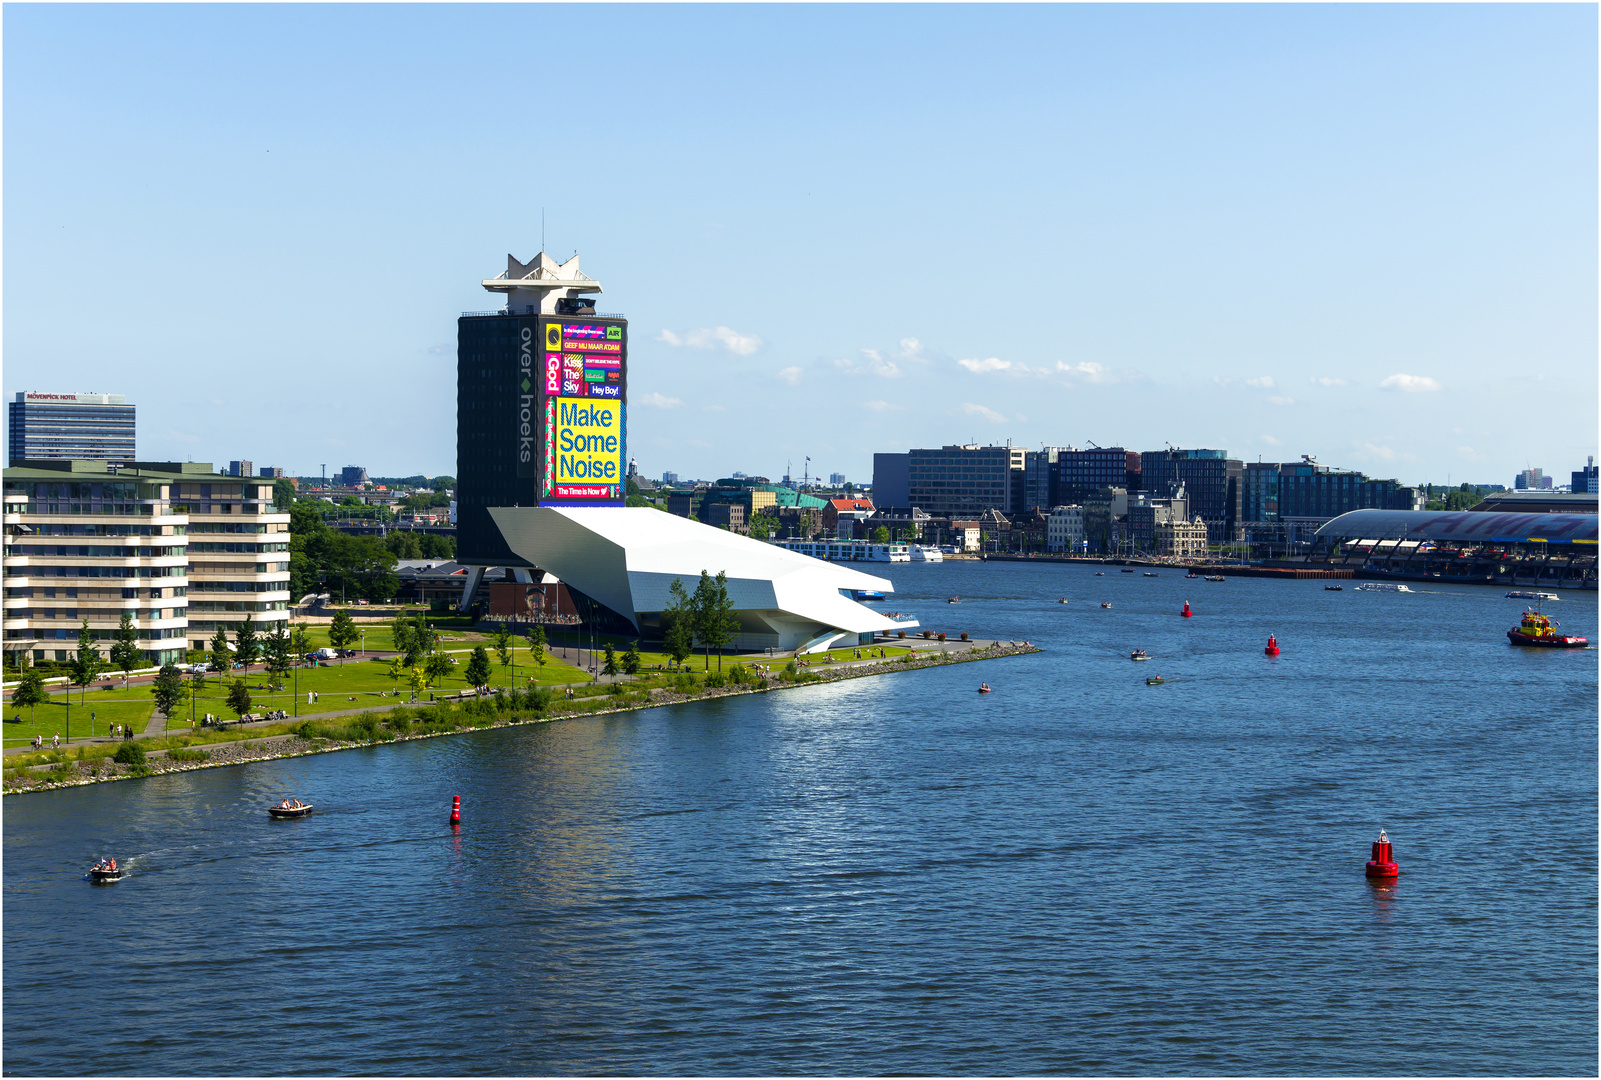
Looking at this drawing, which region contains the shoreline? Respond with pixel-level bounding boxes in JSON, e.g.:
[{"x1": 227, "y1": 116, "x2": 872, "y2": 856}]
[{"x1": 3, "y1": 642, "x2": 1041, "y2": 795}]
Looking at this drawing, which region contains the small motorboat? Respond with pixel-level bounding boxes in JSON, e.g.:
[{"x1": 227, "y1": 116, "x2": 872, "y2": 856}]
[
  {"x1": 1507, "y1": 610, "x2": 1588, "y2": 649},
  {"x1": 1130, "y1": 649, "x2": 1149, "y2": 661},
  {"x1": 1325, "y1": 585, "x2": 1344, "y2": 591},
  {"x1": 1095, "y1": 572, "x2": 1105, "y2": 576},
  {"x1": 1143, "y1": 572, "x2": 1158, "y2": 578},
  {"x1": 88, "y1": 860, "x2": 124, "y2": 883},
  {"x1": 1204, "y1": 575, "x2": 1225, "y2": 582},
  {"x1": 946, "y1": 597, "x2": 961, "y2": 604},
  {"x1": 1057, "y1": 598, "x2": 1070, "y2": 604},
  {"x1": 1120, "y1": 568, "x2": 1135, "y2": 574},
  {"x1": 1100, "y1": 602, "x2": 1112, "y2": 609},
  {"x1": 977, "y1": 683, "x2": 992, "y2": 694},
  {"x1": 268, "y1": 800, "x2": 314, "y2": 818},
  {"x1": 1145, "y1": 676, "x2": 1165, "y2": 686},
  {"x1": 1185, "y1": 571, "x2": 1198, "y2": 579}
]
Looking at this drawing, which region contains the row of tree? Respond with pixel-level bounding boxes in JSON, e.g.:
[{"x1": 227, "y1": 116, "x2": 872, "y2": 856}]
[{"x1": 662, "y1": 570, "x2": 741, "y2": 670}]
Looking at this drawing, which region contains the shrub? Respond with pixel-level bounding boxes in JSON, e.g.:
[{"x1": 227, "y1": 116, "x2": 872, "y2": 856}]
[
  {"x1": 703, "y1": 671, "x2": 726, "y2": 689},
  {"x1": 960, "y1": 632, "x2": 969, "y2": 641},
  {"x1": 727, "y1": 663, "x2": 748, "y2": 686},
  {"x1": 167, "y1": 748, "x2": 210, "y2": 763},
  {"x1": 526, "y1": 686, "x2": 553, "y2": 714},
  {"x1": 672, "y1": 673, "x2": 698, "y2": 694},
  {"x1": 937, "y1": 633, "x2": 946, "y2": 642},
  {"x1": 784, "y1": 659, "x2": 798, "y2": 675},
  {"x1": 897, "y1": 630, "x2": 906, "y2": 639},
  {"x1": 113, "y1": 742, "x2": 146, "y2": 766},
  {"x1": 921, "y1": 630, "x2": 932, "y2": 639},
  {"x1": 607, "y1": 682, "x2": 624, "y2": 696}
]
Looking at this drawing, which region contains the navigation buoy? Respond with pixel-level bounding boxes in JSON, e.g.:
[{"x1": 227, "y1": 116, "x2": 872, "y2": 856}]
[
  {"x1": 1181, "y1": 600, "x2": 1194, "y2": 618},
  {"x1": 1366, "y1": 828, "x2": 1399, "y2": 878},
  {"x1": 450, "y1": 795, "x2": 461, "y2": 825},
  {"x1": 1264, "y1": 634, "x2": 1279, "y2": 656}
]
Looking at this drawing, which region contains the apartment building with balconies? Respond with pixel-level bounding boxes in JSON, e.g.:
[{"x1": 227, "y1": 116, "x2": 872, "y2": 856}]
[{"x1": 2, "y1": 460, "x2": 291, "y2": 668}]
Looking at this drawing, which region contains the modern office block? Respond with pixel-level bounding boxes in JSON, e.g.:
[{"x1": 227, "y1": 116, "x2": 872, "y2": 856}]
[{"x1": 9, "y1": 392, "x2": 134, "y2": 464}]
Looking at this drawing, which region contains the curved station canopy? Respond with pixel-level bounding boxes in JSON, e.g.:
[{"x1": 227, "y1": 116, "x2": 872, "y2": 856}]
[
  {"x1": 1315, "y1": 509, "x2": 1599, "y2": 545},
  {"x1": 488, "y1": 506, "x2": 917, "y2": 653}
]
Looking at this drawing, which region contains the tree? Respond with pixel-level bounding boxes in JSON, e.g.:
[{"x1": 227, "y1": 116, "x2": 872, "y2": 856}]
[
  {"x1": 209, "y1": 625, "x2": 233, "y2": 673},
  {"x1": 234, "y1": 614, "x2": 261, "y2": 668},
  {"x1": 69, "y1": 619, "x2": 103, "y2": 703},
  {"x1": 385, "y1": 531, "x2": 424, "y2": 560},
  {"x1": 525, "y1": 625, "x2": 547, "y2": 673},
  {"x1": 226, "y1": 678, "x2": 252, "y2": 720},
  {"x1": 662, "y1": 579, "x2": 694, "y2": 667},
  {"x1": 602, "y1": 643, "x2": 618, "y2": 677},
  {"x1": 465, "y1": 645, "x2": 492, "y2": 689},
  {"x1": 391, "y1": 614, "x2": 417, "y2": 664},
  {"x1": 622, "y1": 640, "x2": 641, "y2": 676},
  {"x1": 692, "y1": 570, "x2": 740, "y2": 671},
  {"x1": 151, "y1": 663, "x2": 189, "y2": 719},
  {"x1": 748, "y1": 513, "x2": 778, "y2": 540},
  {"x1": 10, "y1": 667, "x2": 46, "y2": 723},
  {"x1": 272, "y1": 478, "x2": 297, "y2": 511},
  {"x1": 424, "y1": 652, "x2": 455, "y2": 687},
  {"x1": 491, "y1": 622, "x2": 515, "y2": 668},
  {"x1": 264, "y1": 620, "x2": 294, "y2": 680},
  {"x1": 872, "y1": 525, "x2": 891, "y2": 544},
  {"x1": 290, "y1": 623, "x2": 313, "y2": 662},
  {"x1": 418, "y1": 532, "x2": 455, "y2": 560},
  {"x1": 409, "y1": 666, "x2": 427, "y2": 698},
  {"x1": 328, "y1": 609, "x2": 358, "y2": 649},
  {"x1": 109, "y1": 612, "x2": 142, "y2": 680}
]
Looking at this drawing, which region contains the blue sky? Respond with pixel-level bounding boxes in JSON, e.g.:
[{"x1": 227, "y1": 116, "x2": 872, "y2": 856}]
[{"x1": 4, "y1": 4, "x2": 1595, "y2": 487}]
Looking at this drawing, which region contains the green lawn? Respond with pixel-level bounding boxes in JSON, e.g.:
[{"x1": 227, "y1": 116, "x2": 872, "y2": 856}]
[{"x1": 2, "y1": 696, "x2": 159, "y2": 745}]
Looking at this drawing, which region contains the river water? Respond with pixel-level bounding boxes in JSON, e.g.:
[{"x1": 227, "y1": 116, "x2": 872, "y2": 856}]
[{"x1": 4, "y1": 562, "x2": 1595, "y2": 1075}]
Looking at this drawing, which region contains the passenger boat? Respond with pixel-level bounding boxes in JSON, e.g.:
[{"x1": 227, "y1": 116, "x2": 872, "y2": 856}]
[
  {"x1": 1507, "y1": 610, "x2": 1588, "y2": 649},
  {"x1": 851, "y1": 590, "x2": 885, "y2": 601},
  {"x1": 1325, "y1": 585, "x2": 1344, "y2": 591},
  {"x1": 1143, "y1": 572, "x2": 1158, "y2": 577},
  {"x1": 1506, "y1": 591, "x2": 1559, "y2": 602},
  {"x1": 1357, "y1": 583, "x2": 1412, "y2": 593},
  {"x1": 268, "y1": 800, "x2": 314, "y2": 818},
  {"x1": 1130, "y1": 649, "x2": 1148, "y2": 661},
  {"x1": 88, "y1": 861, "x2": 124, "y2": 883}
]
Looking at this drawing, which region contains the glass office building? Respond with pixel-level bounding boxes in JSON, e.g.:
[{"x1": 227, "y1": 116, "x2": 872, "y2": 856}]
[{"x1": 9, "y1": 393, "x2": 135, "y2": 464}]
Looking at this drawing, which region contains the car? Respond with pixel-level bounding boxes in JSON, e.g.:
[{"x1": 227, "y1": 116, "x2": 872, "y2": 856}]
[
  {"x1": 184, "y1": 662, "x2": 212, "y2": 674},
  {"x1": 335, "y1": 648, "x2": 357, "y2": 658}
]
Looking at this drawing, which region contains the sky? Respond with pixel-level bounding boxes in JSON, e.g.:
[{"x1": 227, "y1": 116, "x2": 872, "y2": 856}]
[{"x1": 4, "y1": 3, "x2": 1596, "y2": 488}]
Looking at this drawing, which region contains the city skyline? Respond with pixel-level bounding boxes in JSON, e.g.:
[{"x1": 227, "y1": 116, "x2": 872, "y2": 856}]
[{"x1": 3, "y1": 5, "x2": 1595, "y2": 484}]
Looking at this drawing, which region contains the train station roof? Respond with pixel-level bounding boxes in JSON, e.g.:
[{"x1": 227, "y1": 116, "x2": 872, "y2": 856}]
[{"x1": 1315, "y1": 509, "x2": 1598, "y2": 545}]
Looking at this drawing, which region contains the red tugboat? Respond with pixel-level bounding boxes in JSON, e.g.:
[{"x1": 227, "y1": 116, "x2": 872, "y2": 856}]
[{"x1": 1507, "y1": 609, "x2": 1588, "y2": 649}]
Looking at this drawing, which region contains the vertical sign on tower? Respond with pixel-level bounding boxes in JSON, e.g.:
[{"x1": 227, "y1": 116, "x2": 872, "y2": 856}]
[{"x1": 538, "y1": 318, "x2": 627, "y2": 504}]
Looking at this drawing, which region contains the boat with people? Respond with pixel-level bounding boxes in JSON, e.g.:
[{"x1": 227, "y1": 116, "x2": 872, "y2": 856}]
[
  {"x1": 1143, "y1": 572, "x2": 1158, "y2": 577},
  {"x1": 1204, "y1": 575, "x2": 1225, "y2": 582},
  {"x1": 1145, "y1": 675, "x2": 1165, "y2": 686},
  {"x1": 1121, "y1": 568, "x2": 1135, "y2": 573},
  {"x1": 1325, "y1": 585, "x2": 1344, "y2": 591},
  {"x1": 1506, "y1": 591, "x2": 1560, "y2": 602},
  {"x1": 946, "y1": 597, "x2": 961, "y2": 604},
  {"x1": 1058, "y1": 598, "x2": 1069, "y2": 604},
  {"x1": 1101, "y1": 602, "x2": 1112, "y2": 609},
  {"x1": 88, "y1": 858, "x2": 124, "y2": 883},
  {"x1": 1095, "y1": 572, "x2": 1105, "y2": 576},
  {"x1": 977, "y1": 683, "x2": 992, "y2": 694},
  {"x1": 1357, "y1": 583, "x2": 1413, "y2": 593},
  {"x1": 1507, "y1": 610, "x2": 1588, "y2": 649},
  {"x1": 268, "y1": 799, "x2": 314, "y2": 818},
  {"x1": 1185, "y1": 571, "x2": 1198, "y2": 579},
  {"x1": 1130, "y1": 649, "x2": 1149, "y2": 661}
]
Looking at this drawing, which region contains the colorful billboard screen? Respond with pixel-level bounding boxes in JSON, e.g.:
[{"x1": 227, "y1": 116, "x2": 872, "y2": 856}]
[{"x1": 543, "y1": 397, "x2": 624, "y2": 502}]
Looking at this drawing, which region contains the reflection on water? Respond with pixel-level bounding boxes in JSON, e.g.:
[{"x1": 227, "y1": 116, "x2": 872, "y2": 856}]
[{"x1": 3, "y1": 564, "x2": 1595, "y2": 1076}]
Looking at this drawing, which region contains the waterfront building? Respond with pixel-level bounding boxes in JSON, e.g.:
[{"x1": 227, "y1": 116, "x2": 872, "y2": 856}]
[
  {"x1": 1156, "y1": 516, "x2": 1210, "y2": 560},
  {"x1": 455, "y1": 251, "x2": 906, "y2": 647},
  {"x1": 1022, "y1": 448, "x2": 1062, "y2": 511},
  {"x1": 823, "y1": 497, "x2": 875, "y2": 537},
  {"x1": 869, "y1": 505, "x2": 932, "y2": 541},
  {"x1": 1053, "y1": 447, "x2": 1141, "y2": 503},
  {"x1": 259, "y1": 467, "x2": 286, "y2": 479},
  {"x1": 1127, "y1": 484, "x2": 1190, "y2": 552},
  {"x1": 872, "y1": 453, "x2": 910, "y2": 508},
  {"x1": 1139, "y1": 448, "x2": 1243, "y2": 543},
  {"x1": 1571, "y1": 457, "x2": 1597, "y2": 495},
  {"x1": 8, "y1": 392, "x2": 135, "y2": 464},
  {"x1": 1081, "y1": 486, "x2": 1129, "y2": 554},
  {"x1": 2, "y1": 460, "x2": 289, "y2": 667},
  {"x1": 1046, "y1": 505, "x2": 1085, "y2": 552},
  {"x1": 1311, "y1": 508, "x2": 1597, "y2": 589},
  {"x1": 1244, "y1": 461, "x2": 1281, "y2": 523},
  {"x1": 907, "y1": 445, "x2": 1025, "y2": 517}
]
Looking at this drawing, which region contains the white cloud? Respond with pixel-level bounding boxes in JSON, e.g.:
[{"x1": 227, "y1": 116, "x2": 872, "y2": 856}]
[
  {"x1": 637, "y1": 392, "x2": 682, "y2": 409},
  {"x1": 961, "y1": 402, "x2": 1008, "y2": 423},
  {"x1": 862, "y1": 400, "x2": 902, "y2": 412},
  {"x1": 1261, "y1": 434, "x2": 1282, "y2": 446},
  {"x1": 1055, "y1": 361, "x2": 1117, "y2": 383},
  {"x1": 958, "y1": 356, "x2": 1025, "y2": 374},
  {"x1": 834, "y1": 337, "x2": 931, "y2": 378},
  {"x1": 1245, "y1": 376, "x2": 1275, "y2": 389},
  {"x1": 656, "y1": 326, "x2": 763, "y2": 356},
  {"x1": 1380, "y1": 373, "x2": 1442, "y2": 393},
  {"x1": 1311, "y1": 376, "x2": 1349, "y2": 387},
  {"x1": 775, "y1": 366, "x2": 803, "y2": 386},
  {"x1": 1268, "y1": 396, "x2": 1295, "y2": 406},
  {"x1": 1361, "y1": 442, "x2": 1397, "y2": 460}
]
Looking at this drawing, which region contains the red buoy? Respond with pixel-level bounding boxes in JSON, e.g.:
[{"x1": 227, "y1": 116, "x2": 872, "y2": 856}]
[
  {"x1": 1366, "y1": 828, "x2": 1399, "y2": 877},
  {"x1": 450, "y1": 795, "x2": 461, "y2": 825},
  {"x1": 1181, "y1": 600, "x2": 1194, "y2": 618},
  {"x1": 1264, "y1": 634, "x2": 1279, "y2": 656}
]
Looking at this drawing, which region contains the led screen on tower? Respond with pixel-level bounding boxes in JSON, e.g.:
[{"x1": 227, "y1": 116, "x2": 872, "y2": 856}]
[{"x1": 537, "y1": 318, "x2": 626, "y2": 505}]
